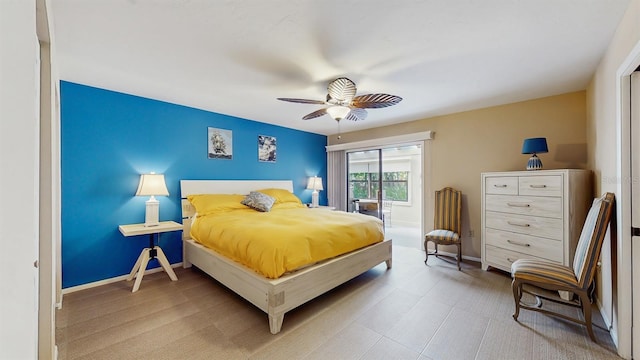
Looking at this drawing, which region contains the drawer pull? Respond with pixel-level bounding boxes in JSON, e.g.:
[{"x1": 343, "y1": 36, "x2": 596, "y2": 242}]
[
  {"x1": 529, "y1": 184, "x2": 547, "y2": 188},
  {"x1": 507, "y1": 239, "x2": 531, "y2": 247},
  {"x1": 493, "y1": 184, "x2": 508, "y2": 188},
  {"x1": 507, "y1": 221, "x2": 530, "y2": 227},
  {"x1": 507, "y1": 257, "x2": 516, "y2": 263},
  {"x1": 507, "y1": 202, "x2": 531, "y2": 208}
]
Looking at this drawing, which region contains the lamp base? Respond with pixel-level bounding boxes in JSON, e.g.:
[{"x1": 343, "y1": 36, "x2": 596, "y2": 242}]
[
  {"x1": 144, "y1": 197, "x2": 160, "y2": 227},
  {"x1": 526, "y1": 154, "x2": 543, "y2": 171},
  {"x1": 311, "y1": 191, "x2": 319, "y2": 208}
]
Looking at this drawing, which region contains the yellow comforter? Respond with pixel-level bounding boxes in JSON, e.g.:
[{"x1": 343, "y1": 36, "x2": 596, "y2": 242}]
[{"x1": 190, "y1": 207, "x2": 384, "y2": 278}]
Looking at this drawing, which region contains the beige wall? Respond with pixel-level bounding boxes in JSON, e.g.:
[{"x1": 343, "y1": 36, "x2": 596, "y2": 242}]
[
  {"x1": 329, "y1": 91, "x2": 588, "y2": 259},
  {"x1": 586, "y1": 0, "x2": 639, "y2": 355}
]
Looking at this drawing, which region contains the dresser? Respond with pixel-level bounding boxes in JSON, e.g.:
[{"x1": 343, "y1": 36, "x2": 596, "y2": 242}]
[{"x1": 481, "y1": 169, "x2": 591, "y2": 272}]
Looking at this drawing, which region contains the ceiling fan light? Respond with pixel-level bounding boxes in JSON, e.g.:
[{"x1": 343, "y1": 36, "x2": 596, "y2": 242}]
[{"x1": 326, "y1": 106, "x2": 350, "y2": 121}]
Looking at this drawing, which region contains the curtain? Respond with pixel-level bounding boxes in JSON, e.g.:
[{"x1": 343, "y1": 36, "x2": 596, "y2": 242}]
[{"x1": 327, "y1": 150, "x2": 346, "y2": 211}]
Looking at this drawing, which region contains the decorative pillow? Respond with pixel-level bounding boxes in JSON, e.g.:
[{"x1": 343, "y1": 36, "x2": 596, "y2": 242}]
[
  {"x1": 187, "y1": 194, "x2": 246, "y2": 215},
  {"x1": 241, "y1": 191, "x2": 276, "y2": 212},
  {"x1": 256, "y1": 188, "x2": 302, "y2": 204}
]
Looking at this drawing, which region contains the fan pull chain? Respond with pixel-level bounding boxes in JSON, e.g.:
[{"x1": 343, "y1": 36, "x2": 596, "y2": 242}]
[{"x1": 337, "y1": 120, "x2": 342, "y2": 140}]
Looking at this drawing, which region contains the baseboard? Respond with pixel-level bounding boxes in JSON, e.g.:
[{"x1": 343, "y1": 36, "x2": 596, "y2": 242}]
[
  {"x1": 61, "y1": 262, "x2": 183, "y2": 295},
  {"x1": 425, "y1": 249, "x2": 481, "y2": 263},
  {"x1": 596, "y1": 296, "x2": 617, "y2": 346},
  {"x1": 60, "y1": 250, "x2": 482, "y2": 294},
  {"x1": 463, "y1": 254, "x2": 481, "y2": 263}
]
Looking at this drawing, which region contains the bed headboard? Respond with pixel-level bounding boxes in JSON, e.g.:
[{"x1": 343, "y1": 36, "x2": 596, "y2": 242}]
[{"x1": 179, "y1": 180, "x2": 294, "y2": 240}]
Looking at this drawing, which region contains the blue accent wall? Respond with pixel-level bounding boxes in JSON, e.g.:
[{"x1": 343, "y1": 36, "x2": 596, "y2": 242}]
[{"x1": 61, "y1": 81, "x2": 327, "y2": 288}]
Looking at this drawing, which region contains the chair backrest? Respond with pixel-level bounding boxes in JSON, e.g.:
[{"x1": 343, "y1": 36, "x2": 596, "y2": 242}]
[
  {"x1": 433, "y1": 187, "x2": 462, "y2": 234},
  {"x1": 572, "y1": 192, "x2": 615, "y2": 289}
]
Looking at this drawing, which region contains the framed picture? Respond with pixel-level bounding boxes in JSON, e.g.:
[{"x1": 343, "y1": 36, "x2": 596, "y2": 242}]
[
  {"x1": 208, "y1": 127, "x2": 233, "y2": 159},
  {"x1": 258, "y1": 135, "x2": 276, "y2": 162}
]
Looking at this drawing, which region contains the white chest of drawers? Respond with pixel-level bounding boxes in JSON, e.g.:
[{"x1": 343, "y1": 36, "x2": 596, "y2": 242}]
[{"x1": 481, "y1": 169, "x2": 591, "y2": 272}]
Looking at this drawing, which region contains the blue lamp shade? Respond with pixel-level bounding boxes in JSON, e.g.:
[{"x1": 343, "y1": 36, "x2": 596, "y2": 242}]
[{"x1": 521, "y1": 137, "x2": 548, "y2": 171}]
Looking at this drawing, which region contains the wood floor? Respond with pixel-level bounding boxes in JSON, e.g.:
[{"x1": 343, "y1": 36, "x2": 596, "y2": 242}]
[{"x1": 56, "y1": 245, "x2": 621, "y2": 360}]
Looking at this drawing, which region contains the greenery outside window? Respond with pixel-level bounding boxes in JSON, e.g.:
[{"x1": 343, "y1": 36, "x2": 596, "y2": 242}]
[{"x1": 350, "y1": 171, "x2": 409, "y2": 202}]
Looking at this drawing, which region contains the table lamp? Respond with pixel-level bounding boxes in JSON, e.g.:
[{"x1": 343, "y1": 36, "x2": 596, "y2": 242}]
[
  {"x1": 521, "y1": 137, "x2": 548, "y2": 170},
  {"x1": 306, "y1": 176, "x2": 323, "y2": 208},
  {"x1": 136, "y1": 173, "x2": 169, "y2": 226}
]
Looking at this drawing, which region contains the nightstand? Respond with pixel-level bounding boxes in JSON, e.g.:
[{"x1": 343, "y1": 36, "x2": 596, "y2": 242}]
[
  {"x1": 309, "y1": 205, "x2": 336, "y2": 210},
  {"x1": 118, "y1": 220, "x2": 183, "y2": 292},
  {"x1": 307, "y1": 204, "x2": 336, "y2": 210}
]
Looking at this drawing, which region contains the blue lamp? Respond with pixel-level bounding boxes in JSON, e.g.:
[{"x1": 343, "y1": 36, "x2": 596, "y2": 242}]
[{"x1": 522, "y1": 137, "x2": 548, "y2": 170}]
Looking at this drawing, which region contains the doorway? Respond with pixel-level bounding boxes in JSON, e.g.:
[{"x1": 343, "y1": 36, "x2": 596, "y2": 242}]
[
  {"x1": 346, "y1": 144, "x2": 423, "y2": 249},
  {"x1": 617, "y1": 52, "x2": 640, "y2": 358},
  {"x1": 630, "y1": 70, "x2": 639, "y2": 359}
]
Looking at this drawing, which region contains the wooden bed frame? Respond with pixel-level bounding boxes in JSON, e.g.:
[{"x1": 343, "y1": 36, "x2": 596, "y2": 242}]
[{"x1": 180, "y1": 179, "x2": 392, "y2": 334}]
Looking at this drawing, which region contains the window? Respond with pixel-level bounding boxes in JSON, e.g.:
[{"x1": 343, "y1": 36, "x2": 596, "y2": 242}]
[{"x1": 349, "y1": 171, "x2": 409, "y2": 202}]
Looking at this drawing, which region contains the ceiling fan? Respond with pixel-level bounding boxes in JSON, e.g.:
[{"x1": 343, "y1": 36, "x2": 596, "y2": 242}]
[{"x1": 277, "y1": 77, "x2": 402, "y2": 122}]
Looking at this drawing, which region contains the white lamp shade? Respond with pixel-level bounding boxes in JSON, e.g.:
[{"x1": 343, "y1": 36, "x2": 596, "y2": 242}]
[
  {"x1": 136, "y1": 173, "x2": 169, "y2": 196},
  {"x1": 306, "y1": 176, "x2": 323, "y2": 191}
]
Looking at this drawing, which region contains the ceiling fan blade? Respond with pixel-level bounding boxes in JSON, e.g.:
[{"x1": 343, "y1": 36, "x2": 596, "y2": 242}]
[
  {"x1": 327, "y1": 77, "x2": 357, "y2": 104},
  {"x1": 351, "y1": 94, "x2": 403, "y2": 108},
  {"x1": 302, "y1": 108, "x2": 328, "y2": 120},
  {"x1": 345, "y1": 108, "x2": 367, "y2": 121},
  {"x1": 277, "y1": 98, "x2": 326, "y2": 105}
]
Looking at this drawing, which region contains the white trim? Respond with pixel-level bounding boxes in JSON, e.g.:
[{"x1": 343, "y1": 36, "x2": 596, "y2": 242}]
[
  {"x1": 597, "y1": 297, "x2": 614, "y2": 332},
  {"x1": 425, "y1": 250, "x2": 481, "y2": 264},
  {"x1": 325, "y1": 131, "x2": 434, "y2": 152},
  {"x1": 614, "y1": 36, "x2": 640, "y2": 360},
  {"x1": 60, "y1": 262, "x2": 183, "y2": 296}
]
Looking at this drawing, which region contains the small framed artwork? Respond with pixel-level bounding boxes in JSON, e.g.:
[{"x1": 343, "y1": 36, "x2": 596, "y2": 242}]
[
  {"x1": 258, "y1": 135, "x2": 276, "y2": 162},
  {"x1": 208, "y1": 127, "x2": 233, "y2": 160}
]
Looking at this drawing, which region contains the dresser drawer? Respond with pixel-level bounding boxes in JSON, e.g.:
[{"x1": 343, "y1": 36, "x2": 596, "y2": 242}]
[
  {"x1": 485, "y1": 176, "x2": 518, "y2": 195},
  {"x1": 485, "y1": 211, "x2": 563, "y2": 240},
  {"x1": 519, "y1": 175, "x2": 562, "y2": 197},
  {"x1": 485, "y1": 228, "x2": 563, "y2": 262},
  {"x1": 485, "y1": 245, "x2": 560, "y2": 272},
  {"x1": 484, "y1": 194, "x2": 562, "y2": 219}
]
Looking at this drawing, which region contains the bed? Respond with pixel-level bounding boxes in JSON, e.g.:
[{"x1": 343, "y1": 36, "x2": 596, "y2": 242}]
[{"x1": 180, "y1": 179, "x2": 392, "y2": 334}]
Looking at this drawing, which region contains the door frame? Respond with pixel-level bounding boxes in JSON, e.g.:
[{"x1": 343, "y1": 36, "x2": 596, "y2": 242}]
[
  {"x1": 615, "y1": 38, "x2": 640, "y2": 359},
  {"x1": 629, "y1": 71, "x2": 640, "y2": 360},
  {"x1": 327, "y1": 131, "x2": 433, "y2": 240},
  {"x1": 346, "y1": 144, "x2": 422, "y2": 209},
  {"x1": 346, "y1": 146, "x2": 420, "y2": 224}
]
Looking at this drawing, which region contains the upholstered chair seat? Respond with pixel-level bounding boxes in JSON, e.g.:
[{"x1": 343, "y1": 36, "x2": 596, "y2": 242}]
[{"x1": 424, "y1": 187, "x2": 463, "y2": 270}]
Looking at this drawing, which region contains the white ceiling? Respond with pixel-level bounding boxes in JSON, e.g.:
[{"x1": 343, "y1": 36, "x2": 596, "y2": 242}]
[{"x1": 50, "y1": 0, "x2": 629, "y2": 136}]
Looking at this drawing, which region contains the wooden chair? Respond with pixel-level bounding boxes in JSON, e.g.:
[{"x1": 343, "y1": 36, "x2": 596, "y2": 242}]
[
  {"x1": 511, "y1": 192, "x2": 614, "y2": 342},
  {"x1": 424, "y1": 187, "x2": 463, "y2": 270}
]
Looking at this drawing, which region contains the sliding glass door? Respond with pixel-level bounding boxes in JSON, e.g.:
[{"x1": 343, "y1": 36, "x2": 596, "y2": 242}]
[
  {"x1": 347, "y1": 145, "x2": 422, "y2": 238},
  {"x1": 347, "y1": 149, "x2": 383, "y2": 218}
]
